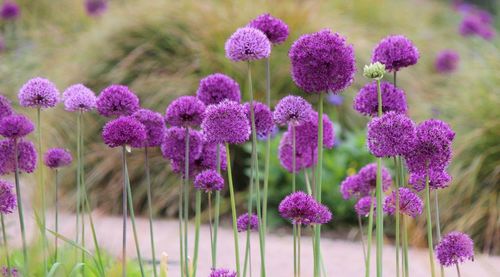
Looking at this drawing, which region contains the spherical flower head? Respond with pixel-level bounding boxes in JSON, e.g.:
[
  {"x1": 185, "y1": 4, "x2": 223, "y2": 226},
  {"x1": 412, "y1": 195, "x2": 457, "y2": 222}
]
[
  {"x1": 0, "y1": 1, "x2": 20, "y2": 20},
  {"x1": 273, "y1": 95, "x2": 312, "y2": 126},
  {"x1": 435, "y1": 50, "x2": 460, "y2": 74},
  {"x1": 354, "y1": 196, "x2": 376, "y2": 217},
  {"x1": 62, "y1": 84, "x2": 97, "y2": 112},
  {"x1": 132, "y1": 109, "x2": 166, "y2": 147},
  {"x1": 0, "y1": 180, "x2": 16, "y2": 214},
  {"x1": 196, "y1": 73, "x2": 241, "y2": 105},
  {"x1": 383, "y1": 188, "x2": 423, "y2": 217},
  {"x1": 436, "y1": 231, "x2": 474, "y2": 267},
  {"x1": 409, "y1": 170, "x2": 452, "y2": 191},
  {"x1": 225, "y1": 27, "x2": 271, "y2": 61},
  {"x1": 340, "y1": 174, "x2": 362, "y2": 200},
  {"x1": 85, "y1": 0, "x2": 107, "y2": 17},
  {"x1": 278, "y1": 131, "x2": 315, "y2": 173},
  {"x1": 43, "y1": 148, "x2": 73, "y2": 169},
  {"x1": 367, "y1": 111, "x2": 416, "y2": 157},
  {"x1": 0, "y1": 95, "x2": 13, "y2": 119},
  {"x1": 192, "y1": 142, "x2": 227, "y2": 173},
  {"x1": 371, "y1": 35, "x2": 419, "y2": 72},
  {"x1": 165, "y1": 96, "x2": 205, "y2": 128},
  {"x1": 194, "y1": 169, "x2": 224, "y2": 193},
  {"x1": 419, "y1": 119, "x2": 455, "y2": 142},
  {"x1": 248, "y1": 13, "x2": 289, "y2": 45},
  {"x1": 0, "y1": 114, "x2": 34, "y2": 139},
  {"x1": 18, "y1": 77, "x2": 59, "y2": 109},
  {"x1": 161, "y1": 127, "x2": 203, "y2": 163},
  {"x1": 209, "y1": 268, "x2": 237, "y2": 277},
  {"x1": 244, "y1": 101, "x2": 274, "y2": 137},
  {"x1": 279, "y1": 191, "x2": 332, "y2": 225},
  {"x1": 237, "y1": 213, "x2": 259, "y2": 232},
  {"x1": 459, "y1": 14, "x2": 496, "y2": 40},
  {"x1": 0, "y1": 139, "x2": 37, "y2": 175},
  {"x1": 363, "y1": 62, "x2": 386, "y2": 80},
  {"x1": 357, "y1": 163, "x2": 392, "y2": 195},
  {"x1": 96, "y1": 85, "x2": 139, "y2": 117},
  {"x1": 293, "y1": 111, "x2": 335, "y2": 155},
  {"x1": 289, "y1": 29, "x2": 356, "y2": 94},
  {"x1": 201, "y1": 100, "x2": 250, "y2": 145},
  {"x1": 102, "y1": 116, "x2": 146, "y2": 148},
  {"x1": 354, "y1": 81, "x2": 407, "y2": 117}
]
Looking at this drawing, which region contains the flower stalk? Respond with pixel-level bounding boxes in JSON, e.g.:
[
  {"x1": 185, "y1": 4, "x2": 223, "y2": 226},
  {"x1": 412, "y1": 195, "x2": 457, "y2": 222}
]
[
  {"x1": 313, "y1": 93, "x2": 325, "y2": 277},
  {"x1": 144, "y1": 147, "x2": 158, "y2": 277},
  {"x1": 183, "y1": 127, "x2": 190, "y2": 276},
  {"x1": 225, "y1": 143, "x2": 241, "y2": 277},
  {"x1": 36, "y1": 108, "x2": 48, "y2": 275},
  {"x1": 1, "y1": 214, "x2": 10, "y2": 273},
  {"x1": 425, "y1": 167, "x2": 436, "y2": 277}
]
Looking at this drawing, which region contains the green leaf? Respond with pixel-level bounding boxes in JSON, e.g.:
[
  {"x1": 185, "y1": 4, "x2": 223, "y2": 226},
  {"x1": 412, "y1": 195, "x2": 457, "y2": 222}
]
[{"x1": 47, "y1": 262, "x2": 63, "y2": 277}]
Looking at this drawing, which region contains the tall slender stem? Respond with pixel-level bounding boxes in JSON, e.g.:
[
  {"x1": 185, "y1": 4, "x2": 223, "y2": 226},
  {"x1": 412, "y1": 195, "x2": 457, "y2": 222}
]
[
  {"x1": 208, "y1": 192, "x2": 214, "y2": 266},
  {"x1": 425, "y1": 167, "x2": 436, "y2": 277},
  {"x1": 79, "y1": 111, "x2": 86, "y2": 275},
  {"x1": 292, "y1": 124, "x2": 296, "y2": 192},
  {"x1": 455, "y1": 264, "x2": 461, "y2": 277},
  {"x1": 365, "y1": 190, "x2": 375, "y2": 277},
  {"x1": 297, "y1": 224, "x2": 302, "y2": 277},
  {"x1": 262, "y1": 55, "x2": 272, "y2": 262},
  {"x1": 36, "y1": 108, "x2": 47, "y2": 275},
  {"x1": 1, "y1": 214, "x2": 10, "y2": 274},
  {"x1": 402, "y1": 215, "x2": 409, "y2": 277},
  {"x1": 82, "y1": 182, "x2": 105, "y2": 275},
  {"x1": 375, "y1": 79, "x2": 384, "y2": 277},
  {"x1": 192, "y1": 190, "x2": 201, "y2": 277},
  {"x1": 434, "y1": 190, "x2": 444, "y2": 277},
  {"x1": 13, "y1": 140, "x2": 28, "y2": 275},
  {"x1": 357, "y1": 215, "x2": 367, "y2": 263},
  {"x1": 76, "y1": 113, "x2": 81, "y2": 252},
  {"x1": 54, "y1": 169, "x2": 59, "y2": 261},
  {"x1": 313, "y1": 93, "x2": 325, "y2": 277},
  {"x1": 243, "y1": 150, "x2": 255, "y2": 277},
  {"x1": 212, "y1": 145, "x2": 221, "y2": 268},
  {"x1": 178, "y1": 177, "x2": 185, "y2": 277},
  {"x1": 225, "y1": 143, "x2": 241, "y2": 277},
  {"x1": 183, "y1": 128, "x2": 190, "y2": 276},
  {"x1": 144, "y1": 147, "x2": 158, "y2": 277},
  {"x1": 121, "y1": 146, "x2": 128, "y2": 277},
  {"x1": 394, "y1": 157, "x2": 401, "y2": 277}
]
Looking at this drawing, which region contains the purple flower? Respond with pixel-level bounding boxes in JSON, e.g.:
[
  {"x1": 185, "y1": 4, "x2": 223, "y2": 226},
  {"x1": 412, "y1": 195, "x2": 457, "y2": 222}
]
[
  {"x1": 96, "y1": 85, "x2": 139, "y2": 117},
  {"x1": 62, "y1": 84, "x2": 97, "y2": 112},
  {"x1": 293, "y1": 111, "x2": 335, "y2": 155},
  {"x1": 244, "y1": 101, "x2": 274, "y2": 137},
  {"x1": 101, "y1": 116, "x2": 146, "y2": 148},
  {"x1": 196, "y1": 73, "x2": 241, "y2": 105},
  {"x1": 85, "y1": 0, "x2": 107, "y2": 17},
  {"x1": 367, "y1": 111, "x2": 416, "y2": 157},
  {"x1": 459, "y1": 14, "x2": 495, "y2": 40},
  {"x1": 161, "y1": 127, "x2": 203, "y2": 164},
  {"x1": 165, "y1": 96, "x2": 205, "y2": 128},
  {"x1": 237, "y1": 213, "x2": 259, "y2": 232},
  {"x1": 435, "y1": 50, "x2": 460, "y2": 74},
  {"x1": 409, "y1": 170, "x2": 452, "y2": 192},
  {"x1": 1, "y1": 266, "x2": 18, "y2": 277},
  {"x1": 357, "y1": 163, "x2": 392, "y2": 195},
  {"x1": 0, "y1": 1, "x2": 20, "y2": 20},
  {"x1": 18, "y1": 77, "x2": 59, "y2": 109},
  {"x1": 258, "y1": 124, "x2": 279, "y2": 141},
  {"x1": 132, "y1": 109, "x2": 165, "y2": 147},
  {"x1": 278, "y1": 131, "x2": 315, "y2": 173},
  {"x1": 340, "y1": 174, "x2": 362, "y2": 200},
  {"x1": 248, "y1": 13, "x2": 289, "y2": 45},
  {"x1": 289, "y1": 29, "x2": 356, "y2": 93},
  {"x1": 0, "y1": 180, "x2": 16, "y2": 214},
  {"x1": 43, "y1": 148, "x2": 72, "y2": 169},
  {"x1": 279, "y1": 191, "x2": 332, "y2": 225},
  {"x1": 327, "y1": 94, "x2": 344, "y2": 106},
  {"x1": 419, "y1": 119, "x2": 455, "y2": 142},
  {"x1": 0, "y1": 139, "x2": 37, "y2": 175},
  {"x1": 192, "y1": 141, "x2": 227, "y2": 173},
  {"x1": 436, "y1": 231, "x2": 474, "y2": 267},
  {"x1": 225, "y1": 27, "x2": 271, "y2": 61},
  {"x1": 194, "y1": 169, "x2": 224, "y2": 193},
  {"x1": 0, "y1": 114, "x2": 34, "y2": 139},
  {"x1": 201, "y1": 100, "x2": 250, "y2": 145},
  {"x1": 353, "y1": 81, "x2": 407, "y2": 117},
  {"x1": 273, "y1": 95, "x2": 312, "y2": 126},
  {"x1": 209, "y1": 268, "x2": 237, "y2": 277},
  {"x1": 383, "y1": 188, "x2": 423, "y2": 217},
  {"x1": 0, "y1": 95, "x2": 13, "y2": 119},
  {"x1": 371, "y1": 35, "x2": 419, "y2": 72},
  {"x1": 354, "y1": 196, "x2": 376, "y2": 217}
]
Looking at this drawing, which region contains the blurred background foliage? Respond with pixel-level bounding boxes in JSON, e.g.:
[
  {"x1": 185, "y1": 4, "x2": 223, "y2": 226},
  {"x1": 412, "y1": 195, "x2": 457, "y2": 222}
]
[{"x1": 0, "y1": 0, "x2": 498, "y2": 254}]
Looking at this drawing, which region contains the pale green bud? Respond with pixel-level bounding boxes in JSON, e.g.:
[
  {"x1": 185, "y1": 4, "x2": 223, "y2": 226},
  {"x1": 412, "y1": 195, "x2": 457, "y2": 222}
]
[{"x1": 363, "y1": 62, "x2": 386, "y2": 80}]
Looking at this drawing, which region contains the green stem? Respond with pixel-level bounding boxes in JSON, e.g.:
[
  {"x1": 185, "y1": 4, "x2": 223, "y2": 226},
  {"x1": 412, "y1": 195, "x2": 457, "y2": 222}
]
[
  {"x1": 243, "y1": 150, "x2": 255, "y2": 277},
  {"x1": 54, "y1": 169, "x2": 59, "y2": 262},
  {"x1": 36, "y1": 108, "x2": 47, "y2": 275},
  {"x1": 402, "y1": 215, "x2": 409, "y2": 277},
  {"x1": 192, "y1": 190, "x2": 201, "y2": 277},
  {"x1": 304, "y1": 170, "x2": 312, "y2": 195},
  {"x1": 425, "y1": 168, "x2": 436, "y2": 277},
  {"x1": 297, "y1": 224, "x2": 301, "y2": 277},
  {"x1": 456, "y1": 264, "x2": 461, "y2": 277},
  {"x1": 13, "y1": 140, "x2": 28, "y2": 275},
  {"x1": 121, "y1": 146, "x2": 128, "y2": 277},
  {"x1": 375, "y1": 79, "x2": 384, "y2": 277},
  {"x1": 394, "y1": 157, "x2": 401, "y2": 277},
  {"x1": 79, "y1": 111, "x2": 86, "y2": 276},
  {"x1": 178, "y1": 177, "x2": 185, "y2": 277},
  {"x1": 145, "y1": 147, "x2": 158, "y2": 277},
  {"x1": 262, "y1": 58, "x2": 271, "y2": 257},
  {"x1": 76, "y1": 113, "x2": 81, "y2": 253},
  {"x1": 1, "y1": 214, "x2": 10, "y2": 273},
  {"x1": 293, "y1": 224, "x2": 297, "y2": 277},
  {"x1": 313, "y1": 93, "x2": 324, "y2": 277},
  {"x1": 183, "y1": 128, "x2": 190, "y2": 277},
  {"x1": 225, "y1": 143, "x2": 241, "y2": 277},
  {"x1": 82, "y1": 182, "x2": 105, "y2": 276},
  {"x1": 434, "y1": 190, "x2": 444, "y2": 277},
  {"x1": 357, "y1": 215, "x2": 367, "y2": 263},
  {"x1": 365, "y1": 190, "x2": 375, "y2": 277},
  {"x1": 212, "y1": 145, "x2": 221, "y2": 268},
  {"x1": 208, "y1": 192, "x2": 215, "y2": 268},
  {"x1": 292, "y1": 124, "x2": 296, "y2": 192}
]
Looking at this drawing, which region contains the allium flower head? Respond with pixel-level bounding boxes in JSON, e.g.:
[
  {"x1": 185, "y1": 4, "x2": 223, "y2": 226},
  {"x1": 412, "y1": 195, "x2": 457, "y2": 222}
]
[
  {"x1": 85, "y1": 0, "x2": 107, "y2": 17},
  {"x1": 383, "y1": 188, "x2": 423, "y2": 217},
  {"x1": 132, "y1": 109, "x2": 166, "y2": 147},
  {"x1": 18, "y1": 77, "x2": 59, "y2": 109},
  {"x1": 209, "y1": 268, "x2": 237, "y2": 277},
  {"x1": 62, "y1": 84, "x2": 97, "y2": 112},
  {"x1": 353, "y1": 81, "x2": 407, "y2": 117},
  {"x1": 97, "y1": 85, "x2": 139, "y2": 117},
  {"x1": 289, "y1": 29, "x2": 356, "y2": 93},
  {"x1": 340, "y1": 174, "x2": 362, "y2": 200},
  {"x1": 409, "y1": 170, "x2": 452, "y2": 191},
  {"x1": 196, "y1": 73, "x2": 241, "y2": 105},
  {"x1": 278, "y1": 131, "x2": 315, "y2": 173},
  {"x1": 161, "y1": 127, "x2": 203, "y2": 163},
  {"x1": 357, "y1": 163, "x2": 392, "y2": 195},
  {"x1": 436, "y1": 231, "x2": 474, "y2": 267},
  {"x1": 244, "y1": 101, "x2": 274, "y2": 137},
  {"x1": 102, "y1": 116, "x2": 146, "y2": 148},
  {"x1": 293, "y1": 111, "x2": 335, "y2": 155},
  {"x1": 0, "y1": 95, "x2": 13, "y2": 119},
  {"x1": 459, "y1": 14, "x2": 495, "y2": 40},
  {"x1": 248, "y1": 13, "x2": 289, "y2": 45},
  {"x1": 194, "y1": 169, "x2": 224, "y2": 193},
  {"x1": 0, "y1": 139, "x2": 37, "y2": 175},
  {"x1": 273, "y1": 95, "x2": 312, "y2": 126},
  {"x1": 192, "y1": 142, "x2": 227, "y2": 173},
  {"x1": 435, "y1": 50, "x2": 460, "y2": 74},
  {"x1": 225, "y1": 27, "x2": 271, "y2": 61},
  {"x1": 0, "y1": 1, "x2": 20, "y2": 20},
  {"x1": 165, "y1": 96, "x2": 205, "y2": 128},
  {"x1": 355, "y1": 196, "x2": 376, "y2": 217},
  {"x1": 0, "y1": 180, "x2": 16, "y2": 214},
  {"x1": 201, "y1": 100, "x2": 250, "y2": 144},
  {"x1": 237, "y1": 213, "x2": 259, "y2": 232},
  {"x1": 43, "y1": 148, "x2": 72, "y2": 169},
  {"x1": 367, "y1": 111, "x2": 416, "y2": 157},
  {"x1": 279, "y1": 191, "x2": 332, "y2": 225},
  {"x1": 371, "y1": 35, "x2": 419, "y2": 72},
  {"x1": 0, "y1": 114, "x2": 34, "y2": 139}
]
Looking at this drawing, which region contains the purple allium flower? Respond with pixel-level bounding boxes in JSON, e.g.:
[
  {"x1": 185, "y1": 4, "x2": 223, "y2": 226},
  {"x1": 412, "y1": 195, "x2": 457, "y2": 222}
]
[
  {"x1": 0, "y1": 1, "x2": 20, "y2": 20},
  {"x1": 96, "y1": 85, "x2": 139, "y2": 117},
  {"x1": 225, "y1": 27, "x2": 271, "y2": 61},
  {"x1": 383, "y1": 188, "x2": 423, "y2": 217},
  {"x1": 161, "y1": 127, "x2": 203, "y2": 163},
  {"x1": 244, "y1": 101, "x2": 274, "y2": 137},
  {"x1": 194, "y1": 169, "x2": 224, "y2": 193},
  {"x1": 43, "y1": 148, "x2": 72, "y2": 169},
  {"x1": 357, "y1": 163, "x2": 392, "y2": 195},
  {"x1": 459, "y1": 14, "x2": 496, "y2": 40},
  {"x1": 419, "y1": 119, "x2": 455, "y2": 142},
  {"x1": 273, "y1": 95, "x2": 312, "y2": 126},
  {"x1": 0, "y1": 95, "x2": 13, "y2": 119},
  {"x1": 0, "y1": 266, "x2": 18, "y2": 277},
  {"x1": 101, "y1": 116, "x2": 146, "y2": 148},
  {"x1": 0, "y1": 114, "x2": 34, "y2": 139},
  {"x1": 18, "y1": 77, "x2": 59, "y2": 109},
  {"x1": 209, "y1": 268, "x2": 237, "y2": 277},
  {"x1": 409, "y1": 170, "x2": 452, "y2": 192},
  {"x1": 196, "y1": 73, "x2": 241, "y2": 105},
  {"x1": 289, "y1": 29, "x2": 356, "y2": 94},
  {"x1": 327, "y1": 93, "x2": 344, "y2": 106},
  {"x1": 435, "y1": 50, "x2": 460, "y2": 74},
  {"x1": 340, "y1": 174, "x2": 362, "y2": 200},
  {"x1": 237, "y1": 213, "x2": 259, "y2": 232},
  {"x1": 84, "y1": 0, "x2": 107, "y2": 17},
  {"x1": 192, "y1": 142, "x2": 227, "y2": 173},
  {"x1": 436, "y1": 231, "x2": 474, "y2": 267},
  {"x1": 353, "y1": 81, "x2": 407, "y2": 117},
  {"x1": 354, "y1": 196, "x2": 376, "y2": 217},
  {"x1": 0, "y1": 180, "x2": 16, "y2": 214},
  {"x1": 248, "y1": 13, "x2": 289, "y2": 45},
  {"x1": 367, "y1": 111, "x2": 416, "y2": 157},
  {"x1": 371, "y1": 35, "x2": 419, "y2": 72},
  {"x1": 201, "y1": 100, "x2": 250, "y2": 145},
  {"x1": 0, "y1": 139, "x2": 37, "y2": 175},
  {"x1": 278, "y1": 131, "x2": 315, "y2": 173},
  {"x1": 62, "y1": 84, "x2": 97, "y2": 112},
  {"x1": 132, "y1": 109, "x2": 166, "y2": 147},
  {"x1": 279, "y1": 191, "x2": 332, "y2": 225},
  {"x1": 165, "y1": 96, "x2": 205, "y2": 128},
  {"x1": 293, "y1": 111, "x2": 335, "y2": 155},
  {"x1": 258, "y1": 124, "x2": 279, "y2": 141}
]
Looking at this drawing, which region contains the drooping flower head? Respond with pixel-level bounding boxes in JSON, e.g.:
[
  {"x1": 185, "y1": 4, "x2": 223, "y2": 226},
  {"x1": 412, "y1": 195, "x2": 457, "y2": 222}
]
[
  {"x1": 340, "y1": 174, "x2": 362, "y2": 200},
  {"x1": 102, "y1": 116, "x2": 146, "y2": 148},
  {"x1": 409, "y1": 170, "x2": 452, "y2": 191},
  {"x1": 201, "y1": 100, "x2": 250, "y2": 144},
  {"x1": 289, "y1": 29, "x2": 356, "y2": 94},
  {"x1": 278, "y1": 131, "x2": 315, "y2": 173},
  {"x1": 248, "y1": 13, "x2": 289, "y2": 45},
  {"x1": 244, "y1": 101, "x2": 274, "y2": 137},
  {"x1": 383, "y1": 188, "x2": 423, "y2": 217},
  {"x1": 279, "y1": 191, "x2": 332, "y2": 225},
  {"x1": 194, "y1": 169, "x2": 224, "y2": 193},
  {"x1": 192, "y1": 141, "x2": 227, "y2": 173},
  {"x1": 165, "y1": 96, "x2": 205, "y2": 128},
  {"x1": 97, "y1": 85, "x2": 139, "y2": 117},
  {"x1": 43, "y1": 148, "x2": 72, "y2": 169},
  {"x1": 0, "y1": 1, "x2": 20, "y2": 20},
  {"x1": 371, "y1": 35, "x2": 419, "y2": 72},
  {"x1": 161, "y1": 127, "x2": 203, "y2": 164},
  {"x1": 357, "y1": 163, "x2": 392, "y2": 195},
  {"x1": 0, "y1": 139, "x2": 37, "y2": 175},
  {"x1": 0, "y1": 95, "x2": 13, "y2": 119},
  {"x1": 225, "y1": 27, "x2": 271, "y2": 61},
  {"x1": 354, "y1": 196, "x2": 376, "y2": 217},
  {"x1": 84, "y1": 0, "x2": 107, "y2": 17},
  {"x1": 435, "y1": 50, "x2": 460, "y2": 74},
  {"x1": 436, "y1": 231, "x2": 474, "y2": 267},
  {"x1": 0, "y1": 114, "x2": 34, "y2": 139},
  {"x1": 293, "y1": 111, "x2": 335, "y2": 154},
  {"x1": 62, "y1": 84, "x2": 97, "y2": 112},
  {"x1": 196, "y1": 73, "x2": 241, "y2": 105},
  {"x1": 237, "y1": 213, "x2": 259, "y2": 232},
  {"x1": 273, "y1": 95, "x2": 312, "y2": 126},
  {"x1": 0, "y1": 180, "x2": 16, "y2": 214},
  {"x1": 209, "y1": 268, "x2": 237, "y2": 277},
  {"x1": 367, "y1": 111, "x2": 416, "y2": 157},
  {"x1": 353, "y1": 81, "x2": 407, "y2": 117},
  {"x1": 18, "y1": 77, "x2": 59, "y2": 109},
  {"x1": 132, "y1": 109, "x2": 166, "y2": 147}
]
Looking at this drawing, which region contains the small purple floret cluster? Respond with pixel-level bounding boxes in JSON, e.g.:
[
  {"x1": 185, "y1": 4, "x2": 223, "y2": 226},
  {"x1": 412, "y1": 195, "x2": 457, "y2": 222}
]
[
  {"x1": 279, "y1": 191, "x2": 332, "y2": 225},
  {"x1": 237, "y1": 213, "x2": 259, "y2": 232},
  {"x1": 383, "y1": 188, "x2": 423, "y2": 217},
  {"x1": 371, "y1": 35, "x2": 419, "y2": 72},
  {"x1": 248, "y1": 13, "x2": 289, "y2": 45},
  {"x1": 194, "y1": 169, "x2": 224, "y2": 193},
  {"x1": 209, "y1": 268, "x2": 237, "y2": 277},
  {"x1": 435, "y1": 50, "x2": 460, "y2": 74},
  {"x1": 43, "y1": 148, "x2": 73, "y2": 169},
  {"x1": 354, "y1": 81, "x2": 407, "y2": 117},
  {"x1": 225, "y1": 27, "x2": 271, "y2": 62},
  {"x1": 0, "y1": 180, "x2": 16, "y2": 214},
  {"x1": 18, "y1": 77, "x2": 59, "y2": 109},
  {"x1": 97, "y1": 85, "x2": 140, "y2": 117},
  {"x1": 436, "y1": 231, "x2": 474, "y2": 267}
]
